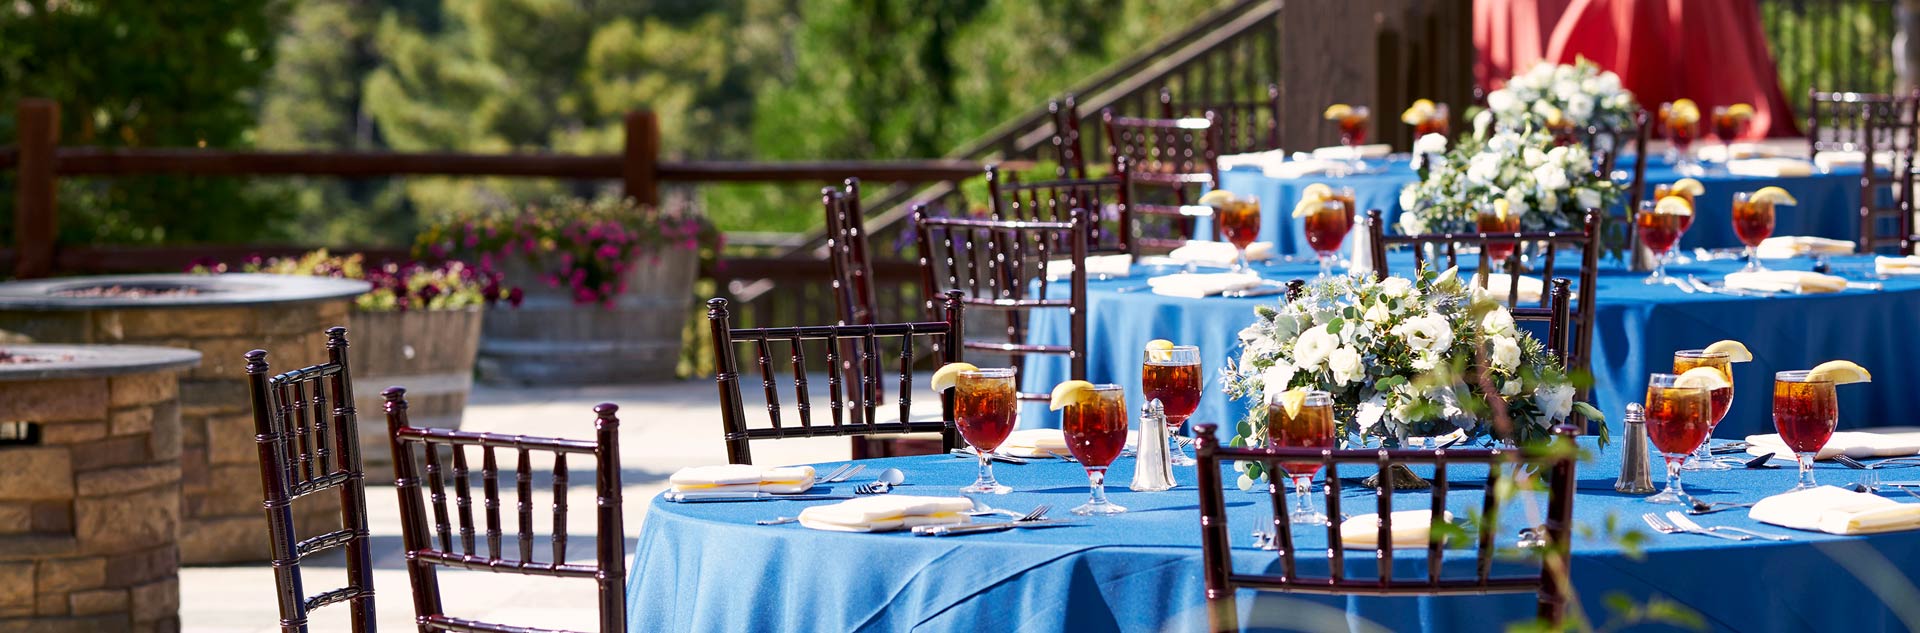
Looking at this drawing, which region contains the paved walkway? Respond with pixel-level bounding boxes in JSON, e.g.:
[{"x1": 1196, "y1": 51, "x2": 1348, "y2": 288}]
[{"x1": 180, "y1": 380, "x2": 854, "y2": 632}]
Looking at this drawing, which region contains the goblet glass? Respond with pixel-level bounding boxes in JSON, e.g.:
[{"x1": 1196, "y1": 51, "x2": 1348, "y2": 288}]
[
  {"x1": 1215, "y1": 196, "x2": 1262, "y2": 273},
  {"x1": 1644, "y1": 373, "x2": 1712, "y2": 504},
  {"x1": 1266, "y1": 390, "x2": 1336, "y2": 525},
  {"x1": 1063, "y1": 384, "x2": 1129, "y2": 516},
  {"x1": 954, "y1": 368, "x2": 1017, "y2": 494},
  {"x1": 1673, "y1": 350, "x2": 1735, "y2": 471},
  {"x1": 1774, "y1": 370, "x2": 1839, "y2": 492},
  {"x1": 1142, "y1": 345, "x2": 1203, "y2": 466},
  {"x1": 1732, "y1": 192, "x2": 1775, "y2": 272}
]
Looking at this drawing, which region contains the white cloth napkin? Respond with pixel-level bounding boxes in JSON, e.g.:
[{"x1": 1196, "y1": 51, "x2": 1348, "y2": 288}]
[
  {"x1": 1749, "y1": 485, "x2": 1920, "y2": 534},
  {"x1": 1754, "y1": 236, "x2": 1856, "y2": 259},
  {"x1": 1339, "y1": 510, "x2": 1455, "y2": 549},
  {"x1": 1217, "y1": 149, "x2": 1290, "y2": 172},
  {"x1": 1046, "y1": 254, "x2": 1134, "y2": 279},
  {"x1": 1261, "y1": 159, "x2": 1338, "y2": 179},
  {"x1": 997, "y1": 429, "x2": 1140, "y2": 458},
  {"x1": 796, "y1": 495, "x2": 974, "y2": 532},
  {"x1": 1474, "y1": 273, "x2": 1564, "y2": 304},
  {"x1": 1811, "y1": 150, "x2": 1900, "y2": 172},
  {"x1": 1724, "y1": 270, "x2": 1848, "y2": 294},
  {"x1": 1696, "y1": 143, "x2": 1784, "y2": 162},
  {"x1": 1744, "y1": 431, "x2": 1920, "y2": 460},
  {"x1": 1876, "y1": 256, "x2": 1920, "y2": 276},
  {"x1": 1311, "y1": 144, "x2": 1393, "y2": 160},
  {"x1": 669, "y1": 464, "x2": 816, "y2": 494},
  {"x1": 1724, "y1": 157, "x2": 1814, "y2": 177},
  {"x1": 1147, "y1": 272, "x2": 1263, "y2": 298},
  {"x1": 1168, "y1": 241, "x2": 1275, "y2": 266}
]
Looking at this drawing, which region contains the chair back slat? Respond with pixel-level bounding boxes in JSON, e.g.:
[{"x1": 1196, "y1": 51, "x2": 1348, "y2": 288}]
[
  {"x1": 1050, "y1": 95, "x2": 1089, "y2": 179},
  {"x1": 1324, "y1": 460, "x2": 1344, "y2": 581},
  {"x1": 1101, "y1": 109, "x2": 1221, "y2": 250},
  {"x1": 824, "y1": 179, "x2": 880, "y2": 327},
  {"x1": 1376, "y1": 452, "x2": 1394, "y2": 587},
  {"x1": 243, "y1": 327, "x2": 376, "y2": 632},
  {"x1": 756, "y1": 338, "x2": 782, "y2": 429},
  {"x1": 385, "y1": 391, "x2": 626, "y2": 633},
  {"x1": 707, "y1": 293, "x2": 966, "y2": 464},
  {"x1": 1427, "y1": 460, "x2": 1449, "y2": 585},
  {"x1": 790, "y1": 331, "x2": 813, "y2": 427},
  {"x1": 452, "y1": 448, "x2": 476, "y2": 556},
  {"x1": 425, "y1": 445, "x2": 454, "y2": 552},
  {"x1": 1160, "y1": 83, "x2": 1284, "y2": 154},
  {"x1": 916, "y1": 208, "x2": 1090, "y2": 401},
  {"x1": 1476, "y1": 464, "x2": 1500, "y2": 583}
]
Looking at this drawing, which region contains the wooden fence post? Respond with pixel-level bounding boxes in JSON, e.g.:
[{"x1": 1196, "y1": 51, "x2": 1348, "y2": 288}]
[
  {"x1": 623, "y1": 111, "x2": 660, "y2": 209},
  {"x1": 14, "y1": 99, "x2": 59, "y2": 279}
]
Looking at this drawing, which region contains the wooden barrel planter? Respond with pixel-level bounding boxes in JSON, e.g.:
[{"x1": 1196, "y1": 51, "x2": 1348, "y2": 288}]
[
  {"x1": 347, "y1": 307, "x2": 483, "y2": 467},
  {"x1": 478, "y1": 248, "x2": 697, "y2": 384}
]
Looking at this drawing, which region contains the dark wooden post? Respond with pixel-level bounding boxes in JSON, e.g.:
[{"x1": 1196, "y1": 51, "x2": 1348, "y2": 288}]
[
  {"x1": 623, "y1": 110, "x2": 660, "y2": 208},
  {"x1": 591, "y1": 402, "x2": 626, "y2": 633},
  {"x1": 14, "y1": 99, "x2": 59, "y2": 279}
]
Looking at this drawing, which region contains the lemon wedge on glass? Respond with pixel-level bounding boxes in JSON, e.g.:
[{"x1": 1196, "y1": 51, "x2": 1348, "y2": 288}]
[
  {"x1": 1726, "y1": 103, "x2": 1756, "y2": 119},
  {"x1": 1277, "y1": 389, "x2": 1309, "y2": 419},
  {"x1": 1670, "y1": 178, "x2": 1706, "y2": 197},
  {"x1": 1050, "y1": 380, "x2": 1099, "y2": 411},
  {"x1": 930, "y1": 362, "x2": 979, "y2": 393},
  {"x1": 1808, "y1": 360, "x2": 1871, "y2": 385},
  {"x1": 1750, "y1": 186, "x2": 1799, "y2": 206},
  {"x1": 1323, "y1": 104, "x2": 1354, "y2": 120},
  {"x1": 1702, "y1": 340, "x2": 1753, "y2": 362},
  {"x1": 1493, "y1": 198, "x2": 1512, "y2": 221},
  {"x1": 1401, "y1": 99, "x2": 1436, "y2": 125},
  {"x1": 1676, "y1": 366, "x2": 1732, "y2": 391},
  {"x1": 1198, "y1": 190, "x2": 1238, "y2": 209},
  {"x1": 1293, "y1": 183, "x2": 1336, "y2": 218},
  {"x1": 1654, "y1": 196, "x2": 1694, "y2": 216},
  {"x1": 1145, "y1": 339, "x2": 1176, "y2": 362},
  {"x1": 1668, "y1": 99, "x2": 1701, "y2": 125}
]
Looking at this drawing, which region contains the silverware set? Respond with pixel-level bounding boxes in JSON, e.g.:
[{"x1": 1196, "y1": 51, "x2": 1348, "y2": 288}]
[
  {"x1": 1833, "y1": 455, "x2": 1920, "y2": 470},
  {"x1": 1642, "y1": 511, "x2": 1790, "y2": 541},
  {"x1": 913, "y1": 505, "x2": 1074, "y2": 536},
  {"x1": 949, "y1": 448, "x2": 1033, "y2": 464},
  {"x1": 852, "y1": 468, "x2": 906, "y2": 495},
  {"x1": 814, "y1": 464, "x2": 865, "y2": 484},
  {"x1": 1683, "y1": 274, "x2": 1773, "y2": 297}
]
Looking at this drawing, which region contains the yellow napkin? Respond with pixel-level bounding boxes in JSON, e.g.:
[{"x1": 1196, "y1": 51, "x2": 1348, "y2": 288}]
[
  {"x1": 1046, "y1": 254, "x2": 1134, "y2": 279},
  {"x1": 669, "y1": 464, "x2": 816, "y2": 494},
  {"x1": 1876, "y1": 256, "x2": 1920, "y2": 276},
  {"x1": 796, "y1": 496, "x2": 974, "y2": 533},
  {"x1": 1750, "y1": 485, "x2": 1920, "y2": 534},
  {"x1": 1724, "y1": 158, "x2": 1814, "y2": 178},
  {"x1": 1339, "y1": 510, "x2": 1456, "y2": 549},
  {"x1": 1744, "y1": 431, "x2": 1920, "y2": 460},
  {"x1": 1147, "y1": 272, "x2": 1263, "y2": 298},
  {"x1": 1755, "y1": 236, "x2": 1856, "y2": 259},
  {"x1": 1724, "y1": 270, "x2": 1848, "y2": 294},
  {"x1": 1168, "y1": 241, "x2": 1275, "y2": 267},
  {"x1": 1311, "y1": 144, "x2": 1393, "y2": 160}
]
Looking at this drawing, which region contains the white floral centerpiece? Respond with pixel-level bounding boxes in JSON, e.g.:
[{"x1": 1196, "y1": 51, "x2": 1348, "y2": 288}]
[
  {"x1": 1219, "y1": 268, "x2": 1604, "y2": 489},
  {"x1": 1485, "y1": 58, "x2": 1638, "y2": 133},
  {"x1": 1396, "y1": 124, "x2": 1622, "y2": 236}
]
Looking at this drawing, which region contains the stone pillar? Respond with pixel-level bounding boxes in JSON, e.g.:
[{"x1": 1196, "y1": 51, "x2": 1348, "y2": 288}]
[{"x1": 0, "y1": 345, "x2": 200, "y2": 633}]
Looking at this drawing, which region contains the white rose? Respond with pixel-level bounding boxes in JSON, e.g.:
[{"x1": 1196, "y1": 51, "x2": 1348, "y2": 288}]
[
  {"x1": 1328, "y1": 346, "x2": 1364, "y2": 386},
  {"x1": 1392, "y1": 314, "x2": 1455, "y2": 353},
  {"x1": 1532, "y1": 164, "x2": 1570, "y2": 192},
  {"x1": 1534, "y1": 383, "x2": 1577, "y2": 422},
  {"x1": 1467, "y1": 153, "x2": 1502, "y2": 185},
  {"x1": 1487, "y1": 131, "x2": 1522, "y2": 153},
  {"x1": 1564, "y1": 144, "x2": 1590, "y2": 169},
  {"x1": 1400, "y1": 183, "x2": 1419, "y2": 212},
  {"x1": 1596, "y1": 71, "x2": 1622, "y2": 94},
  {"x1": 1399, "y1": 211, "x2": 1429, "y2": 236},
  {"x1": 1489, "y1": 335, "x2": 1521, "y2": 372},
  {"x1": 1575, "y1": 188, "x2": 1602, "y2": 210},
  {"x1": 1380, "y1": 276, "x2": 1414, "y2": 298},
  {"x1": 1293, "y1": 324, "x2": 1338, "y2": 369},
  {"x1": 1261, "y1": 362, "x2": 1298, "y2": 404},
  {"x1": 1503, "y1": 186, "x2": 1530, "y2": 210},
  {"x1": 1531, "y1": 100, "x2": 1563, "y2": 121},
  {"x1": 1551, "y1": 64, "x2": 1576, "y2": 83},
  {"x1": 1473, "y1": 110, "x2": 1493, "y2": 139},
  {"x1": 1545, "y1": 145, "x2": 1571, "y2": 165},
  {"x1": 1527, "y1": 63, "x2": 1556, "y2": 84},
  {"x1": 1364, "y1": 300, "x2": 1391, "y2": 324},
  {"x1": 1552, "y1": 78, "x2": 1580, "y2": 101},
  {"x1": 1537, "y1": 191, "x2": 1560, "y2": 212},
  {"x1": 1500, "y1": 378, "x2": 1522, "y2": 397},
  {"x1": 1523, "y1": 146, "x2": 1547, "y2": 168},
  {"x1": 1481, "y1": 305, "x2": 1515, "y2": 334},
  {"x1": 1565, "y1": 93, "x2": 1595, "y2": 122},
  {"x1": 1414, "y1": 133, "x2": 1448, "y2": 156},
  {"x1": 1487, "y1": 89, "x2": 1520, "y2": 115}
]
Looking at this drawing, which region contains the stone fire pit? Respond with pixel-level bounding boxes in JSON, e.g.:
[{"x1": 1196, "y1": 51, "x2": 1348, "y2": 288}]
[
  {"x1": 0, "y1": 274, "x2": 368, "y2": 565},
  {"x1": 0, "y1": 344, "x2": 200, "y2": 631}
]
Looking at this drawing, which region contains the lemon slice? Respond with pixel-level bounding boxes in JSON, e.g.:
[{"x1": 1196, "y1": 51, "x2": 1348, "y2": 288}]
[
  {"x1": 1145, "y1": 339, "x2": 1176, "y2": 362},
  {"x1": 1293, "y1": 183, "x2": 1336, "y2": 218},
  {"x1": 1702, "y1": 340, "x2": 1753, "y2": 362},
  {"x1": 1277, "y1": 389, "x2": 1308, "y2": 419},
  {"x1": 1493, "y1": 198, "x2": 1512, "y2": 221},
  {"x1": 1401, "y1": 99, "x2": 1436, "y2": 124},
  {"x1": 1050, "y1": 380, "x2": 1099, "y2": 411},
  {"x1": 1808, "y1": 360, "x2": 1871, "y2": 385},
  {"x1": 1198, "y1": 190, "x2": 1238, "y2": 208},
  {"x1": 1541, "y1": 105, "x2": 1567, "y2": 127},
  {"x1": 1670, "y1": 178, "x2": 1706, "y2": 197},
  {"x1": 1675, "y1": 366, "x2": 1732, "y2": 391},
  {"x1": 1323, "y1": 104, "x2": 1353, "y2": 120},
  {"x1": 1669, "y1": 99, "x2": 1701, "y2": 125},
  {"x1": 1727, "y1": 103, "x2": 1756, "y2": 119},
  {"x1": 929, "y1": 362, "x2": 979, "y2": 393},
  {"x1": 1750, "y1": 186, "x2": 1799, "y2": 206},
  {"x1": 1654, "y1": 196, "x2": 1694, "y2": 216}
]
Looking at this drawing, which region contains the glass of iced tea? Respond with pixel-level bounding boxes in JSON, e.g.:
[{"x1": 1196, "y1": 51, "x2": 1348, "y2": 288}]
[
  {"x1": 1214, "y1": 195, "x2": 1262, "y2": 272},
  {"x1": 1636, "y1": 199, "x2": 1689, "y2": 285},
  {"x1": 1414, "y1": 103, "x2": 1451, "y2": 138},
  {"x1": 1267, "y1": 390, "x2": 1336, "y2": 525},
  {"x1": 1335, "y1": 106, "x2": 1372, "y2": 173},
  {"x1": 1643, "y1": 373, "x2": 1713, "y2": 504},
  {"x1": 1652, "y1": 184, "x2": 1695, "y2": 220},
  {"x1": 1673, "y1": 351, "x2": 1735, "y2": 471},
  {"x1": 1475, "y1": 201, "x2": 1523, "y2": 265},
  {"x1": 1732, "y1": 191, "x2": 1775, "y2": 272},
  {"x1": 1773, "y1": 370, "x2": 1839, "y2": 492},
  {"x1": 1304, "y1": 198, "x2": 1353, "y2": 278},
  {"x1": 1711, "y1": 106, "x2": 1750, "y2": 150},
  {"x1": 1062, "y1": 384, "x2": 1130, "y2": 516},
  {"x1": 955, "y1": 368, "x2": 1018, "y2": 494},
  {"x1": 1664, "y1": 101, "x2": 1702, "y2": 175},
  {"x1": 1143, "y1": 345, "x2": 1203, "y2": 466}
]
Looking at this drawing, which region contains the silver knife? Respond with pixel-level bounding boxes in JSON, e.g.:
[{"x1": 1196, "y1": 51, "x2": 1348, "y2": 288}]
[
  {"x1": 911, "y1": 519, "x2": 1079, "y2": 536},
  {"x1": 1221, "y1": 285, "x2": 1289, "y2": 298},
  {"x1": 663, "y1": 491, "x2": 853, "y2": 503}
]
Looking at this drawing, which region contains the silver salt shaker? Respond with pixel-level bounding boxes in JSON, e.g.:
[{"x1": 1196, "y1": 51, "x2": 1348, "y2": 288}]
[
  {"x1": 1132, "y1": 399, "x2": 1176, "y2": 492},
  {"x1": 1616, "y1": 403, "x2": 1655, "y2": 494}
]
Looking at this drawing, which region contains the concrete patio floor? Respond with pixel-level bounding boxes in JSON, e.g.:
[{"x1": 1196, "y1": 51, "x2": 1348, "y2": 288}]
[{"x1": 180, "y1": 379, "x2": 858, "y2": 632}]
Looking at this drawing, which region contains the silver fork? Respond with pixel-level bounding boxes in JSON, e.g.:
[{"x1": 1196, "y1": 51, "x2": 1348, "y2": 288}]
[
  {"x1": 1643, "y1": 512, "x2": 1748, "y2": 541},
  {"x1": 814, "y1": 464, "x2": 851, "y2": 484},
  {"x1": 1665, "y1": 511, "x2": 1789, "y2": 541},
  {"x1": 1046, "y1": 451, "x2": 1079, "y2": 463},
  {"x1": 830, "y1": 464, "x2": 865, "y2": 483}
]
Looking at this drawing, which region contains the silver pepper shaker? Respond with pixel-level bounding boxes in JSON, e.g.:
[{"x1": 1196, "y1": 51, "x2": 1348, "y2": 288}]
[
  {"x1": 1616, "y1": 403, "x2": 1656, "y2": 494},
  {"x1": 1132, "y1": 399, "x2": 1176, "y2": 492}
]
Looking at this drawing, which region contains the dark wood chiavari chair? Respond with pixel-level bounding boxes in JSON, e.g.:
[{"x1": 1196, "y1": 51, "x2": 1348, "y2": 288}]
[
  {"x1": 1050, "y1": 95, "x2": 1089, "y2": 180},
  {"x1": 1808, "y1": 90, "x2": 1920, "y2": 253},
  {"x1": 824, "y1": 178, "x2": 879, "y2": 327},
  {"x1": 1587, "y1": 108, "x2": 1652, "y2": 215},
  {"x1": 243, "y1": 327, "x2": 376, "y2": 633},
  {"x1": 1192, "y1": 422, "x2": 1581, "y2": 633},
  {"x1": 383, "y1": 390, "x2": 626, "y2": 633},
  {"x1": 1102, "y1": 109, "x2": 1221, "y2": 251},
  {"x1": 1158, "y1": 84, "x2": 1283, "y2": 155},
  {"x1": 985, "y1": 161, "x2": 1134, "y2": 256},
  {"x1": 706, "y1": 292, "x2": 966, "y2": 465},
  {"x1": 914, "y1": 207, "x2": 1089, "y2": 402}
]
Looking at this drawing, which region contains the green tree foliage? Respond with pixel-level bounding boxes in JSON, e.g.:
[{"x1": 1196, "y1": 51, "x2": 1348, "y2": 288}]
[{"x1": 0, "y1": 0, "x2": 286, "y2": 245}]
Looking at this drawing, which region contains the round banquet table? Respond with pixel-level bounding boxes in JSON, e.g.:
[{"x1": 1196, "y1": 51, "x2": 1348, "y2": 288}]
[
  {"x1": 1212, "y1": 157, "x2": 1870, "y2": 257},
  {"x1": 625, "y1": 440, "x2": 1919, "y2": 632},
  {"x1": 1017, "y1": 254, "x2": 1920, "y2": 441}
]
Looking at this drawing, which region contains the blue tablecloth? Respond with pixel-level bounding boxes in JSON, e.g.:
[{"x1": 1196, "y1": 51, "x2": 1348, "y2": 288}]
[
  {"x1": 626, "y1": 439, "x2": 1919, "y2": 632},
  {"x1": 1018, "y1": 255, "x2": 1920, "y2": 442},
  {"x1": 1214, "y1": 159, "x2": 1869, "y2": 256}
]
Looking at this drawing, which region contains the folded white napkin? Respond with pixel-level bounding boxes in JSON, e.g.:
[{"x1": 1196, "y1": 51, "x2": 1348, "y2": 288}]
[
  {"x1": 796, "y1": 495, "x2": 974, "y2": 532},
  {"x1": 997, "y1": 429, "x2": 1140, "y2": 458},
  {"x1": 1745, "y1": 431, "x2": 1920, "y2": 460},
  {"x1": 1473, "y1": 273, "x2": 1570, "y2": 304},
  {"x1": 1046, "y1": 254, "x2": 1134, "y2": 279},
  {"x1": 1696, "y1": 143, "x2": 1784, "y2": 162},
  {"x1": 1724, "y1": 157, "x2": 1814, "y2": 177},
  {"x1": 1168, "y1": 240, "x2": 1275, "y2": 267},
  {"x1": 1750, "y1": 485, "x2": 1920, "y2": 534},
  {"x1": 1260, "y1": 159, "x2": 1338, "y2": 179},
  {"x1": 1311, "y1": 144, "x2": 1393, "y2": 160},
  {"x1": 1148, "y1": 272, "x2": 1263, "y2": 298},
  {"x1": 1876, "y1": 256, "x2": 1920, "y2": 276},
  {"x1": 1754, "y1": 236, "x2": 1856, "y2": 259},
  {"x1": 1217, "y1": 149, "x2": 1290, "y2": 172},
  {"x1": 669, "y1": 464, "x2": 816, "y2": 494},
  {"x1": 1811, "y1": 150, "x2": 1899, "y2": 172},
  {"x1": 1339, "y1": 510, "x2": 1456, "y2": 549},
  {"x1": 1724, "y1": 270, "x2": 1848, "y2": 294}
]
